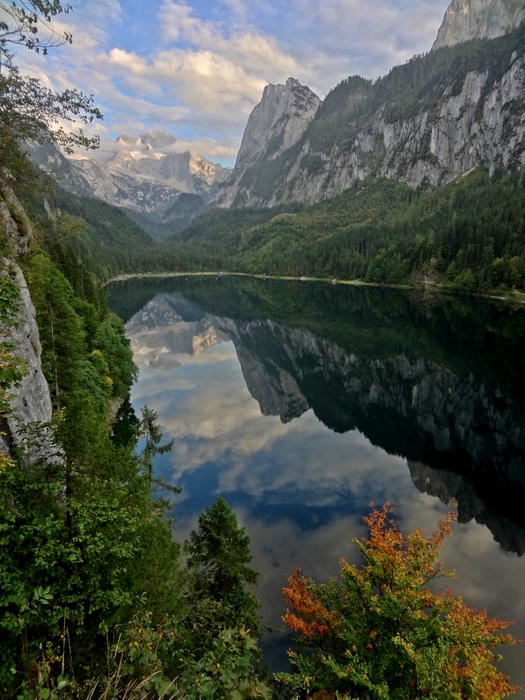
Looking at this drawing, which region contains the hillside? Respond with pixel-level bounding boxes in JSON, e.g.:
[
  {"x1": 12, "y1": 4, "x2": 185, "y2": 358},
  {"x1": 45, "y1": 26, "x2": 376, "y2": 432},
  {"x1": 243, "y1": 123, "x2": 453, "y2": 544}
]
[
  {"x1": 166, "y1": 167, "x2": 525, "y2": 292},
  {"x1": 213, "y1": 24, "x2": 525, "y2": 208}
]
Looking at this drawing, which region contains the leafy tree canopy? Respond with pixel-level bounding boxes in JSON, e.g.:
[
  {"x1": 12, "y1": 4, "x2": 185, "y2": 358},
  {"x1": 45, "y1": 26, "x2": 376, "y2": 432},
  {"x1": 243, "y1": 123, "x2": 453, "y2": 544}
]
[
  {"x1": 0, "y1": 0, "x2": 72, "y2": 60},
  {"x1": 282, "y1": 503, "x2": 519, "y2": 699},
  {"x1": 0, "y1": 0, "x2": 102, "y2": 176}
]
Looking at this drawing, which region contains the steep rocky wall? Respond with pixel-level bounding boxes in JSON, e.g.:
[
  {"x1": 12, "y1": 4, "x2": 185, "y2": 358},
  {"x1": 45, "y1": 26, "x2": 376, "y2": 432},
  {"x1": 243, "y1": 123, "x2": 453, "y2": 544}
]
[
  {"x1": 215, "y1": 78, "x2": 321, "y2": 207},
  {"x1": 214, "y1": 2, "x2": 525, "y2": 210},
  {"x1": 0, "y1": 184, "x2": 54, "y2": 463},
  {"x1": 432, "y1": 0, "x2": 525, "y2": 49},
  {"x1": 242, "y1": 56, "x2": 525, "y2": 207}
]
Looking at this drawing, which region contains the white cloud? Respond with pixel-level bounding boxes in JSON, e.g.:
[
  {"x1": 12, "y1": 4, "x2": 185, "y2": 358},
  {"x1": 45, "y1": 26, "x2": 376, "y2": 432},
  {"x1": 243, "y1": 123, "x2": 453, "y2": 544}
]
[{"x1": 9, "y1": 0, "x2": 451, "y2": 165}]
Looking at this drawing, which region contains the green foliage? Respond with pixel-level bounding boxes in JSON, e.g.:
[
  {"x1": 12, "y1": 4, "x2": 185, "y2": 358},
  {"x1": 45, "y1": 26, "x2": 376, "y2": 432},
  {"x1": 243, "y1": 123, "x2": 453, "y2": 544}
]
[
  {"x1": 24, "y1": 253, "x2": 92, "y2": 410},
  {"x1": 49, "y1": 187, "x2": 158, "y2": 279},
  {"x1": 92, "y1": 314, "x2": 137, "y2": 396},
  {"x1": 178, "y1": 498, "x2": 265, "y2": 694},
  {"x1": 281, "y1": 504, "x2": 519, "y2": 699},
  {"x1": 0, "y1": 1, "x2": 73, "y2": 60},
  {"x1": 0, "y1": 443, "x2": 182, "y2": 694},
  {"x1": 0, "y1": 0, "x2": 102, "y2": 169},
  {"x1": 185, "y1": 497, "x2": 261, "y2": 636},
  {"x1": 366, "y1": 246, "x2": 406, "y2": 284},
  {"x1": 2, "y1": 248, "x2": 267, "y2": 699},
  {"x1": 0, "y1": 270, "x2": 26, "y2": 413},
  {"x1": 174, "y1": 626, "x2": 271, "y2": 699},
  {"x1": 164, "y1": 168, "x2": 525, "y2": 293}
]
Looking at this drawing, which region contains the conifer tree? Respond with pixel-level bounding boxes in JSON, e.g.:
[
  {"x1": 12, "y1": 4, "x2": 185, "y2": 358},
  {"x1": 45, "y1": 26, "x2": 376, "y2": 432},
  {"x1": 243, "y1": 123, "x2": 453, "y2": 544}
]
[{"x1": 185, "y1": 497, "x2": 261, "y2": 635}]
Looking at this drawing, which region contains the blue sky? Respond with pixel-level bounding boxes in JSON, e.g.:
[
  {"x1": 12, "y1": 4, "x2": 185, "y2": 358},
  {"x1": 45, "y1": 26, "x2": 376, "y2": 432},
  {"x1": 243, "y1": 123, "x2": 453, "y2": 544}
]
[{"x1": 15, "y1": 0, "x2": 451, "y2": 166}]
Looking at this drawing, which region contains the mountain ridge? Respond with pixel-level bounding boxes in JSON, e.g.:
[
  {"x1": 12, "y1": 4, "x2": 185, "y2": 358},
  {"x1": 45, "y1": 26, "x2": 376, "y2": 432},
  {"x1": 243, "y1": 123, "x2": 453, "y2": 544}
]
[
  {"x1": 211, "y1": 2, "x2": 525, "y2": 209},
  {"x1": 27, "y1": 130, "x2": 230, "y2": 236}
]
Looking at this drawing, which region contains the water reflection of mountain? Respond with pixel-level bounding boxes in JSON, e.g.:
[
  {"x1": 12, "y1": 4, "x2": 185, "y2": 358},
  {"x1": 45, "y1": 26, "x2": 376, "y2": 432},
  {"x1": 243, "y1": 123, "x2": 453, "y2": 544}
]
[
  {"x1": 217, "y1": 316, "x2": 525, "y2": 554},
  {"x1": 110, "y1": 276, "x2": 525, "y2": 554}
]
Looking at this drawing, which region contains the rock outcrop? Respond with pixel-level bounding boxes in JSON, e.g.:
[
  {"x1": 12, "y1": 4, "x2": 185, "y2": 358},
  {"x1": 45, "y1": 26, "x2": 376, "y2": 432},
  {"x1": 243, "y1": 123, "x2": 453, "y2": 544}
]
[
  {"x1": 214, "y1": 78, "x2": 321, "y2": 207},
  {"x1": 432, "y1": 0, "x2": 525, "y2": 49},
  {"x1": 0, "y1": 264, "x2": 55, "y2": 463},
  {"x1": 0, "y1": 184, "x2": 55, "y2": 465},
  {"x1": 212, "y1": 3, "x2": 525, "y2": 208}
]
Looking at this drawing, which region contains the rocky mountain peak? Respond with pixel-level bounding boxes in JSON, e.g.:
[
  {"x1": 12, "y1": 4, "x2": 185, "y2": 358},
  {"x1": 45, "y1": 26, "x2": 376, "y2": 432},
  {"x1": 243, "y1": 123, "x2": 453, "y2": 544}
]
[
  {"x1": 210, "y1": 10, "x2": 525, "y2": 209},
  {"x1": 234, "y1": 76, "x2": 321, "y2": 172},
  {"x1": 212, "y1": 77, "x2": 320, "y2": 206},
  {"x1": 432, "y1": 0, "x2": 525, "y2": 49}
]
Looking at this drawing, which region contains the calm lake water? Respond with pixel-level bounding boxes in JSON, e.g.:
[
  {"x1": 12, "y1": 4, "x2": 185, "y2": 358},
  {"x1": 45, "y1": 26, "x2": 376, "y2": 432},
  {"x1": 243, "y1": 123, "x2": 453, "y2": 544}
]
[{"x1": 107, "y1": 275, "x2": 525, "y2": 692}]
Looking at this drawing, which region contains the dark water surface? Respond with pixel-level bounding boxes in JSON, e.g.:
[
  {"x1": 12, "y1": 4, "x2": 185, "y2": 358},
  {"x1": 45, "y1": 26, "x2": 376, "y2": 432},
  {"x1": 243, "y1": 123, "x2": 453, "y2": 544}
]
[{"x1": 107, "y1": 275, "x2": 525, "y2": 692}]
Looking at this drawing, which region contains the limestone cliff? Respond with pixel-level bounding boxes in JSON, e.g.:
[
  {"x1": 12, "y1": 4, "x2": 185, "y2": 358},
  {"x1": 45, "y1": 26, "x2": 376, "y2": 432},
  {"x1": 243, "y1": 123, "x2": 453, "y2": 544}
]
[
  {"x1": 432, "y1": 0, "x2": 525, "y2": 49},
  {"x1": 214, "y1": 78, "x2": 321, "y2": 207},
  {"x1": 212, "y1": 5, "x2": 525, "y2": 208},
  {"x1": 0, "y1": 182, "x2": 54, "y2": 464}
]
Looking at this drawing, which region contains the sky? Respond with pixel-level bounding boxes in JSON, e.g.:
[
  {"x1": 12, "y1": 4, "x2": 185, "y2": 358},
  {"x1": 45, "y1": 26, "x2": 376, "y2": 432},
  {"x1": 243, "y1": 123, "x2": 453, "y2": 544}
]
[{"x1": 13, "y1": 0, "x2": 452, "y2": 166}]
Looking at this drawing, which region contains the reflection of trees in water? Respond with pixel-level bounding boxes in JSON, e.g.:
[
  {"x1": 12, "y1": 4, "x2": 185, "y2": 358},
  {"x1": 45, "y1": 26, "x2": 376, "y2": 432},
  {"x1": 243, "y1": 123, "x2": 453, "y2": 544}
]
[
  {"x1": 215, "y1": 314, "x2": 525, "y2": 554},
  {"x1": 111, "y1": 275, "x2": 525, "y2": 553}
]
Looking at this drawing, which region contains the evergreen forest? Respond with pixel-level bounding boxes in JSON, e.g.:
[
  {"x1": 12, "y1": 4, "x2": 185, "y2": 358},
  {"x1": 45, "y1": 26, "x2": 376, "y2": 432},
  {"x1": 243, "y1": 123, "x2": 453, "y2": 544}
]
[{"x1": 40, "y1": 166, "x2": 525, "y2": 297}]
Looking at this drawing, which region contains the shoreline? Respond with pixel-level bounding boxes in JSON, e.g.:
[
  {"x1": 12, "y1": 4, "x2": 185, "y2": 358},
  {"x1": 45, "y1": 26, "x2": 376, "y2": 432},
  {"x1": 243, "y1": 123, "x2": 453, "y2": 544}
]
[{"x1": 105, "y1": 270, "x2": 525, "y2": 305}]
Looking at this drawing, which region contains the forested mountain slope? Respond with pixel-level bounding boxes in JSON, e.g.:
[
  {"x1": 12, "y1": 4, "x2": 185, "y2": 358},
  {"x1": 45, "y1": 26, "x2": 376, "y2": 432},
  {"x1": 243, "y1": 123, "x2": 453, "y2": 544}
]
[
  {"x1": 167, "y1": 168, "x2": 525, "y2": 292},
  {"x1": 214, "y1": 23, "x2": 525, "y2": 208}
]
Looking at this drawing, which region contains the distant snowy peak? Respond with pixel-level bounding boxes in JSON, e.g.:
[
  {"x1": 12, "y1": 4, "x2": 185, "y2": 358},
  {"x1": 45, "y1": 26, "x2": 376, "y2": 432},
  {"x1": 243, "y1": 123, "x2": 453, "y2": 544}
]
[
  {"x1": 24, "y1": 131, "x2": 230, "y2": 236},
  {"x1": 102, "y1": 130, "x2": 228, "y2": 193},
  {"x1": 116, "y1": 129, "x2": 178, "y2": 152}
]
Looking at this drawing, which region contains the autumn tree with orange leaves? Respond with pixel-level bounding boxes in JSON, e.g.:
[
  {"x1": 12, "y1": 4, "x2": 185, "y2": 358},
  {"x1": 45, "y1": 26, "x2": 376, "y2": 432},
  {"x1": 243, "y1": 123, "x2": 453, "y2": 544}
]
[{"x1": 281, "y1": 504, "x2": 519, "y2": 699}]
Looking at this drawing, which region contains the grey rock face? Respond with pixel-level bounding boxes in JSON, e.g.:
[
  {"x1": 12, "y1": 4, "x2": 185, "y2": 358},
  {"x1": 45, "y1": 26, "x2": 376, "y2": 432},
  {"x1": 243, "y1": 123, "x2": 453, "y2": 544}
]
[
  {"x1": 236, "y1": 78, "x2": 321, "y2": 171},
  {"x1": 432, "y1": 0, "x2": 525, "y2": 49},
  {"x1": 0, "y1": 180, "x2": 56, "y2": 465},
  {"x1": 223, "y1": 56, "x2": 525, "y2": 206},
  {"x1": 0, "y1": 262, "x2": 55, "y2": 464},
  {"x1": 27, "y1": 131, "x2": 230, "y2": 222},
  {"x1": 214, "y1": 78, "x2": 321, "y2": 207},
  {"x1": 213, "y1": 9, "x2": 525, "y2": 209},
  {"x1": 0, "y1": 180, "x2": 34, "y2": 256}
]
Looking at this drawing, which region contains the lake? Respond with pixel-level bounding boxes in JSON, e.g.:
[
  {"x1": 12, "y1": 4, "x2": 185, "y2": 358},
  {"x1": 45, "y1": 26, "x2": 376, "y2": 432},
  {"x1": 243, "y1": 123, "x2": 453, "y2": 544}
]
[{"x1": 107, "y1": 275, "x2": 525, "y2": 693}]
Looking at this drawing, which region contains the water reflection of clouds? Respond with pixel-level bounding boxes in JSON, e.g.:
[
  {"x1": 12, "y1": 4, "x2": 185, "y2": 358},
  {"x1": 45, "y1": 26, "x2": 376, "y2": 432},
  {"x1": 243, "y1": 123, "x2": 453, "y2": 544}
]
[
  {"x1": 127, "y1": 306, "x2": 525, "y2": 694},
  {"x1": 131, "y1": 326, "x2": 447, "y2": 537}
]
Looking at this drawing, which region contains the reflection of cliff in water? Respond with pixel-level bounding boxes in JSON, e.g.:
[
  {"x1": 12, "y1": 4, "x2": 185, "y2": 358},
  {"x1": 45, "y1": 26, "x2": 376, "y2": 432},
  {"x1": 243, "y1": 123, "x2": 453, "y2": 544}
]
[
  {"x1": 214, "y1": 315, "x2": 525, "y2": 553},
  {"x1": 112, "y1": 277, "x2": 525, "y2": 554}
]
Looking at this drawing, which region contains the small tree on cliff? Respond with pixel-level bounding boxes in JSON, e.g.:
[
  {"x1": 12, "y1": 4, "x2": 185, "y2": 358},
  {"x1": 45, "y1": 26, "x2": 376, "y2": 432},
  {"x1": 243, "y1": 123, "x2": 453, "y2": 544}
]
[{"x1": 282, "y1": 503, "x2": 519, "y2": 699}]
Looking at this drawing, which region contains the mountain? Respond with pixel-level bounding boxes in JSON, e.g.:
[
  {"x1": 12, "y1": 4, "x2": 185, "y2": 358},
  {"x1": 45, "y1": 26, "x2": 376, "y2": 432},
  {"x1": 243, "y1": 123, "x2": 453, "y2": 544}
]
[
  {"x1": 94, "y1": 130, "x2": 228, "y2": 195},
  {"x1": 212, "y1": 8, "x2": 525, "y2": 209},
  {"x1": 432, "y1": 0, "x2": 525, "y2": 48},
  {"x1": 27, "y1": 130, "x2": 231, "y2": 239},
  {"x1": 214, "y1": 78, "x2": 321, "y2": 207}
]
